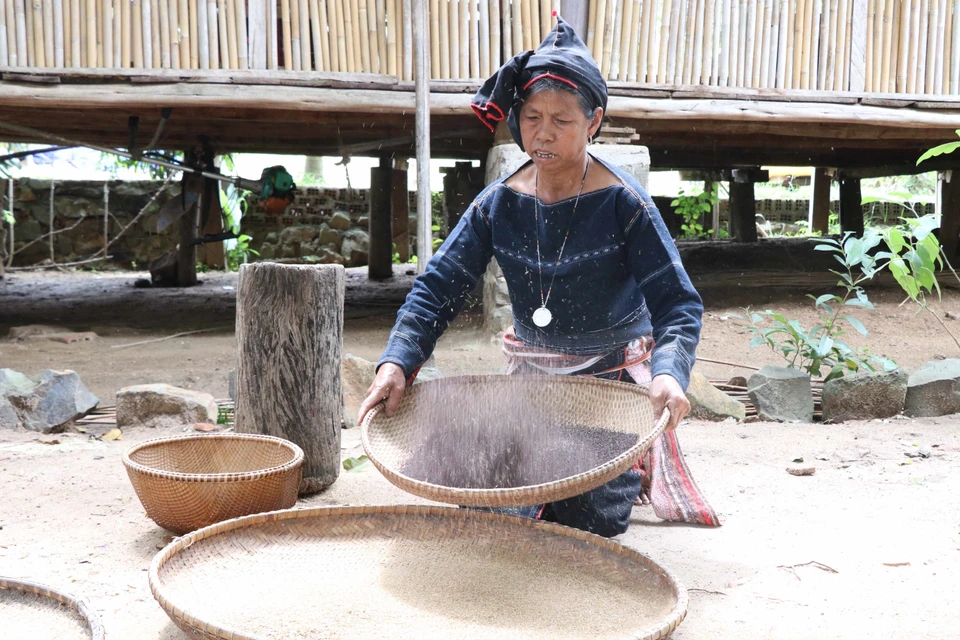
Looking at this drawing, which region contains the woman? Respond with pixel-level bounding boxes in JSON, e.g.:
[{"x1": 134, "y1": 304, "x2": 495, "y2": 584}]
[{"x1": 359, "y1": 15, "x2": 718, "y2": 536}]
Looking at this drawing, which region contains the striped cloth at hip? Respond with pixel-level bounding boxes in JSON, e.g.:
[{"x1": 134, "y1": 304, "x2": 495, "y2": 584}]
[{"x1": 501, "y1": 328, "x2": 721, "y2": 527}]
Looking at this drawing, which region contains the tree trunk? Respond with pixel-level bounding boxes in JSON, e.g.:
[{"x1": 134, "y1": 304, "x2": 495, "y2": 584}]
[
  {"x1": 235, "y1": 262, "x2": 345, "y2": 495},
  {"x1": 729, "y1": 180, "x2": 759, "y2": 243},
  {"x1": 369, "y1": 156, "x2": 394, "y2": 279}
]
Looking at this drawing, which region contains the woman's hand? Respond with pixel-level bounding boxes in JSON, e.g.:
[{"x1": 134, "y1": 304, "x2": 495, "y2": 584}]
[
  {"x1": 357, "y1": 363, "x2": 407, "y2": 425},
  {"x1": 649, "y1": 374, "x2": 690, "y2": 431}
]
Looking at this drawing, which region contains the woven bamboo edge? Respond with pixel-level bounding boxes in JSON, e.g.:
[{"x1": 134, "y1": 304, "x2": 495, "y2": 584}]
[
  {"x1": 361, "y1": 375, "x2": 671, "y2": 507},
  {"x1": 148, "y1": 504, "x2": 688, "y2": 640},
  {"x1": 0, "y1": 576, "x2": 106, "y2": 640},
  {"x1": 121, "y1": 432, "x2": 304, "y2": 484}
]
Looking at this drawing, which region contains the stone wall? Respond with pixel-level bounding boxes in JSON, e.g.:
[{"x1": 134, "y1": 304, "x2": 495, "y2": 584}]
[
  {"x1": 241, "y1": 186, "x2": 426, "y2": 267},
  {"x1": 3, "y1": 179, "x2": 178, "y2": 268}
]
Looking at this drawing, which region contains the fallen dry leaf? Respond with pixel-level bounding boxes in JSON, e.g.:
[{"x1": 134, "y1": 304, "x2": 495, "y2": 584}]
[
  {"x1": 883, "y1": 562, "x2": 911, "y2": 567},
  {"x1": 102, "y1": 428, "x2": 122, "y2": 441},
  {"x1": 39, "y1": 439, "x2": 60, "y2": 445}
]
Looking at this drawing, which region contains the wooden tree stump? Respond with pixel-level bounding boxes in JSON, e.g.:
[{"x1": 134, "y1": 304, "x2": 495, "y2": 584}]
[{"x1": 235, "y1": 262, "x2": 345, "y2": 495}]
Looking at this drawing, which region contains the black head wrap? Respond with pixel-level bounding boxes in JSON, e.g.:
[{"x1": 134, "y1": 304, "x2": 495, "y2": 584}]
[{"x1": 471, "y1": 14, "x2": 607, "y2": 152}]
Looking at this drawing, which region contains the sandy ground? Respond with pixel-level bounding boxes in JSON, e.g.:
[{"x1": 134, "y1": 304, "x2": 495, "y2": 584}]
[{"x1": 2, "y1": 269, "x2": 960, "y2": 639}]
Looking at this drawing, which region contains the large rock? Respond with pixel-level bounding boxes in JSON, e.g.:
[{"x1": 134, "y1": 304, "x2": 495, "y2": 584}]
[
  {"x1": 116, "y1": 383, "x2": 218, "y2": 429},
  {"x1": 904, "y1": 359, "x2": 960, "y2": 417},
  {"x1": 317, "y1": 223, "x2": 342, "y2": 250},
  {"x1": 0, "y1": 369, "x2": 100, "y2": 432},
  {"x1": 747, "y1": 366, "x2": 814, "y2": 423},
  {"x1": 279, "y1": 225, "x2": 318, "y2": 245},
  {"x1": 329, "y1": 211, "x2": 352, "y2": 231},
  {"x1": 342, "y1": 354, "x2": 377, "y2": 428},
  {"x1": 341, "y1": 229, "x2": 370, "y2": 268},
  {"x1": 822, "y1": 369, "x2": 908, "y2": 422},
  {"x1": 687, "y1": 372, "x2": 746, "y2": 421}
]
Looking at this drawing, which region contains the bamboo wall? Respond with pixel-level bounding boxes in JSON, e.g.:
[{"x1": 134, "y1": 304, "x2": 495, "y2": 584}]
[{"x1": 0, "y1": 0, "x2": 956, "y2": 95}]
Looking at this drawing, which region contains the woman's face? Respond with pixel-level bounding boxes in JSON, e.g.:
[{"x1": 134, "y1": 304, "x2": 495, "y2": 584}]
[{"x1": 518, "y1": 89, "x2": 602, "y2": 173}]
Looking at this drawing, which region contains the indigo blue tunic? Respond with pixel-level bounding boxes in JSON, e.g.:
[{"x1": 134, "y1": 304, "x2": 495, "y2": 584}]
[{"x1": 378, "y1": 155, "x2": 703, "y2": 390}]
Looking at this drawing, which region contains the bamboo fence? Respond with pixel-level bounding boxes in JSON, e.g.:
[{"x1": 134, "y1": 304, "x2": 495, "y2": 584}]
[{"x1": 0, "y1": 0, "x2": 955, "y2": 94}]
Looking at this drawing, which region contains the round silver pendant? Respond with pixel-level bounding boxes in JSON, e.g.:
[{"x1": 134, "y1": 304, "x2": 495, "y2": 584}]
[{"x1": 532, "y1": 306, "x2": 553, "y2": 328}]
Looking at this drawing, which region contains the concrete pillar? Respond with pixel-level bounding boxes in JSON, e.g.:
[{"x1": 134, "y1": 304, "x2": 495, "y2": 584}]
[
  {"x1": 481, "y1": 143, "x2": 651, "y2": 335},
  {"x1": 809, "y1": 167, "x2": 831, "y2": 235},
  {"x1": 839, "y1": 177, "x2": 865, "y2": 237},
  {"x1": 368, "y1": 156, "x2": 393, "y2": 279}
]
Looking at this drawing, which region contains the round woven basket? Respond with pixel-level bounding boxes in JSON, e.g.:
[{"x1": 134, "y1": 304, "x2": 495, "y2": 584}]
[
  {"x1": 0, "y1": 576, "x2": 105, "y2": 640},
  {"x1": 122, "y1": 433, "x2": 303, "y2": 535},
  {"x1": 361, "y1": 375, "x2": 669, "y2": 507},
  {"x1": 150, "y1": 505, "x2": 687, "y2": 640}
]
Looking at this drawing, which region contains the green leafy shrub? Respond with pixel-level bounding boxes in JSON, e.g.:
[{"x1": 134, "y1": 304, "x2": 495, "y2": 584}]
[
  {"x1": 671, "y1": 186, "x2": 717, "y2": 240},
  {"x1": 738, "y1": 231, "x2": 897, "y2": 380}
]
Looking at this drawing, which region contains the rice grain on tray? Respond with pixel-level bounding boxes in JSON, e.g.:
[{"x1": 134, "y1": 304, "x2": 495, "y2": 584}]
[{"x1": 0, "y1": 587, "x2": 90, "y2": 640}]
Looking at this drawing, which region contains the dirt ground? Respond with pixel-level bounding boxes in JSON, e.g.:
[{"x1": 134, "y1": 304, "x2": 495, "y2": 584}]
[{"x1": 2, "y1": 268, "x2": 960, "y2": 639}]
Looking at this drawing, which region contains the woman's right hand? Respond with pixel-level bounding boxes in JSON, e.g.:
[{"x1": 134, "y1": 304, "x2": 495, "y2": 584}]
[{"x1": 357, "y1": 363, "x2": 407, "y2": 425}]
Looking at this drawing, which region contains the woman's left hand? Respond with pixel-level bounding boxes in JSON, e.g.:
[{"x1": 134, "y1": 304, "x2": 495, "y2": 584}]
[{"x1": 649, "y1": 374, "x2": 690, "y2": 431}]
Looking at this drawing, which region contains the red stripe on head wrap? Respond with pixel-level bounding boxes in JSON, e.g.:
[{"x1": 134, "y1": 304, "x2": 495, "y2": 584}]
[{"x1": 522, "y1": 72, "x2": 579, "y2": 91}]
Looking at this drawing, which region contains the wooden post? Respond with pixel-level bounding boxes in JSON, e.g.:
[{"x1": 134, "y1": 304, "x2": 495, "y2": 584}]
[
  {"x1": 839, "y1": 176, "x2": 864, "y2": 237},
  {"x1": 729, "y1": 168, "x2": 766, "y2": 243},
  {"x1": 413, "y1": 0, "x2": 431, "y2": 272},
  {"x1": 940, "y1": 170, "x2": 960, "y2": 261},
  {"x1": 235, "y1": 262, "x2": 345, "y2": 495},
  {"x1": 49, "y1": 180, "x2": 54, "y2": 261},
  {"x1": 177, "y1": 188, "x2": 198, "y2": 286},
  {"x1": 369, "y1": 156, "x2": 394, "y2": 280},
  {"x1": 392, "y1": 157, "x2": 409, "y2": 263},
  {"x1": 809, "y1": 167, "x2": 831, "y2": 235}
]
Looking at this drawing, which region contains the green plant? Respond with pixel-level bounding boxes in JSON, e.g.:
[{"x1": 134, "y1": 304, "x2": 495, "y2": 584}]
[
  {"x1": 880, "y1": 214, "x2": 960, "y2": 350},
  {"x1": 226, "y1": 234, "x2": 259, "y2": 271},
  {"x1": 671, "y1": 186, "x2": 717, "y2": 240},
  {"x1": 918, "y1": 129, "x2": 960, "y2": 166},
  {"x1": 739, "y1": 232, "x2": 897, "y2": 380}
]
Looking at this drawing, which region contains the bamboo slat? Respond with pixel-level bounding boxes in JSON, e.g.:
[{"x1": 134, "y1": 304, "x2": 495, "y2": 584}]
[
  {"x1": 86, "y1": 0, "x2": 97, "y2": 66},
  {"x1": 541, "y1": 0, "x2": 550, "y2": 39},
  {"x1": 925, "y1": 0, "x2": 937, "y2": 91},
  {"x1": 587, "y1": 0, "x2": 598, "y2": 51},
  {"x1": 100, "y1": 0, "x2": 110, "y2": 65},
  {"x1": 667, "y1": 0, "x2": 681, "y2": 81},
  {"x1": 490, "y1": 0, "x2": 500, "y2": 69},
  {"x1": 158, "y1": 0, "x2": 168, "y2": 65},
  {"x1": 42, "y1": 0, "x2": 54, "y2": 65},
  {"x1": 691, "y1": 0, "x2": 704, "y2": 83},
  {"x1": 526, "y1": 0, "x2": 537, "y2": 44},
  {"x1": 317, "y1": 0, "x2": 330, "y2": 71},
  {"x1": 26, "y1": 0, "x2": 37, "y2": 65},
  {"x1": 176, "y1": 0, "x2": 188, "y2": 66},
  {"x1": 909, "y1": 0, "x2": 921, "y2": 92},
  {"x1": 402, "y1": 0, "x2": 410, "y2": 80},
  {"x1": 499, "y1": 0, "x2": 510, "y2": 61},
  {"x1": 680, "y1": 0, "x2": 693, "y2": 84},
  {"x1": 622, "y1": 0, "x2": 636, "y2": 80},
  {"x1": 268, "y1": 0, "x2": 278, "y2": 69},
  {"x1": 215, "y1": 0, "x2": 226, "y2": 68},
  {"x1": 935, "y1": 0, "x2": 947, "y2": 92},
  {"x1": 611, "y1": 0, "x2": 625, "y2": 79},
  {"x1": 289, "y1": 0, "x2": 300, "y2": 69},
  {"x1": 339, "y1": 0, "x2": 352, "y2": 71},
  {"x1": 133, "y1": 0, "x2": 143, "y2": 67},
  {"x1": 479, "y1": 0, "x2": 489, "y2": 76},
  {"x1": 800, "y1": 0, "x2": 814, "y2": 89},
  {"x1": 8, "y1": 0, "x2": 20, "y2": 65},
  {"x1": 720, "y1": 0, "x2": 731, "y2": 85},
  {"x1": 637, "y1": 0, "x2": 650, "y2": 81},
  {"x1": 756, "y1": 0, "x2": 767, "y2": 87},
  {"x1": 193, "y1": 0, "x2": 204, "y2": 67},
  {"x1": 865, "y1": 0, "x2": 875, "y2": 90},
  {"x1": 656, "y1": 0, "x2": 671, "y2": 81},
  {"x1": 315, "y1": 0, "x2": 328, "y2": 71},
  {"x1": 950, "y1": 0, "x2": 960, "y2": 95},
  {"x1": 33, "y1": 0, "x2": 45, "y2": 66},
  {"x1": 235, "y1": 0, "x2": 250, "y2": 70},
  {"x1": 356, "y1": 0, "x2": 368, "y2": 70},
  {"x1": 52, "y1": 0, "x2": 64, "y2": 66},
  {"x1": 205, "y1": 0, "x2": 216, "y2": 68},
  {"x1": 427, "y1": 0, "x2": 437, "y2": 75},
  {"x1": 369, "y1": 0, "x2": 381, "y2": 72},
  {"x1": 167, "y1": 0, "x2": 178, "y2": 67},
  {"x1": 591, "y1": 0, "x2": 604, "y2": 60},
  {"x1": 350, "y1": 0, "x2": 362, "y2": 73},
  {"x1": 602, "y1": 0, "x2": 617, "y2": 78},
  {"x1": 1, "y1": 0, "x2": 11, "y2": 65},
  {"x1": 449, "y1": 0, "x2": 459, "y2": 76},
  {"x1": 460, "y1": 0, "x2": 469, "y2": 76},
  {"x1": 897, "y1": 0, "x2": 911, "y2": 91},
  {"x1": 330, "y1": 0, "x2": 342, "y2": 71},
  {"x1": 839, "y1": 0, "x2": 852, "y2": 89},
  {"x1": 471, "y1": 0, "x2": 480, "y2": 78},
  {"x1": 511, "y1": 0, "x2": 521, "y2": 54},
  {"x1": 150, "y1": 0, "x2": 160, "y2": 66},
  {"x1": 294, "y1": 0, "x2": 307, "y2": 70},
  {"x1": 944, "y1": 0, "x2": 953, "y2": 92},
  {"x1": 279, "y1": 0, "x2": 291, "y2": 69},
  {"x1": 735, "y1": 0, "x2": 752, "y2": 87}
]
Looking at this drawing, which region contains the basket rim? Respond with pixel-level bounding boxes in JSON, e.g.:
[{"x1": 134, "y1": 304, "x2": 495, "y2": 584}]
[
  {"x1": 122, "y1": 432, "x2": 304, "y2": 483},
  {"x1": 149, "y1": 504, "x2": 688, "y2": 640},
  {"x1": 360, "y1": 375, "x2": 670, "y2": 507},
  {"x1": 0, "y1": 576, "x2": 106, "y2": 640}
]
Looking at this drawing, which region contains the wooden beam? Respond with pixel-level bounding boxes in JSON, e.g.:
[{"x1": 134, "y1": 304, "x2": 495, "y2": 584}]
[
  {"x1": 839, "y1": 176, "x2": 864, "y2": 237},
  {"x1": 391, "y1": 157, "x2": 409, "y2": 263},
  {"x1": 809, "y1": 167, "x2": 831, "y2": 234},
  {"x1": 368, "y1": 155, "x2": 393, "y2": 279},
  {"x1": 940, "y1": 170, "x2": 960, "y2": 261}
]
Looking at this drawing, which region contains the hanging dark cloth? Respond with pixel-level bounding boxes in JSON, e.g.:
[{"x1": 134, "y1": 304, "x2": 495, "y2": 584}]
[{"x1": 471, "y1": 13, "x2": 608, "y2": 151}]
